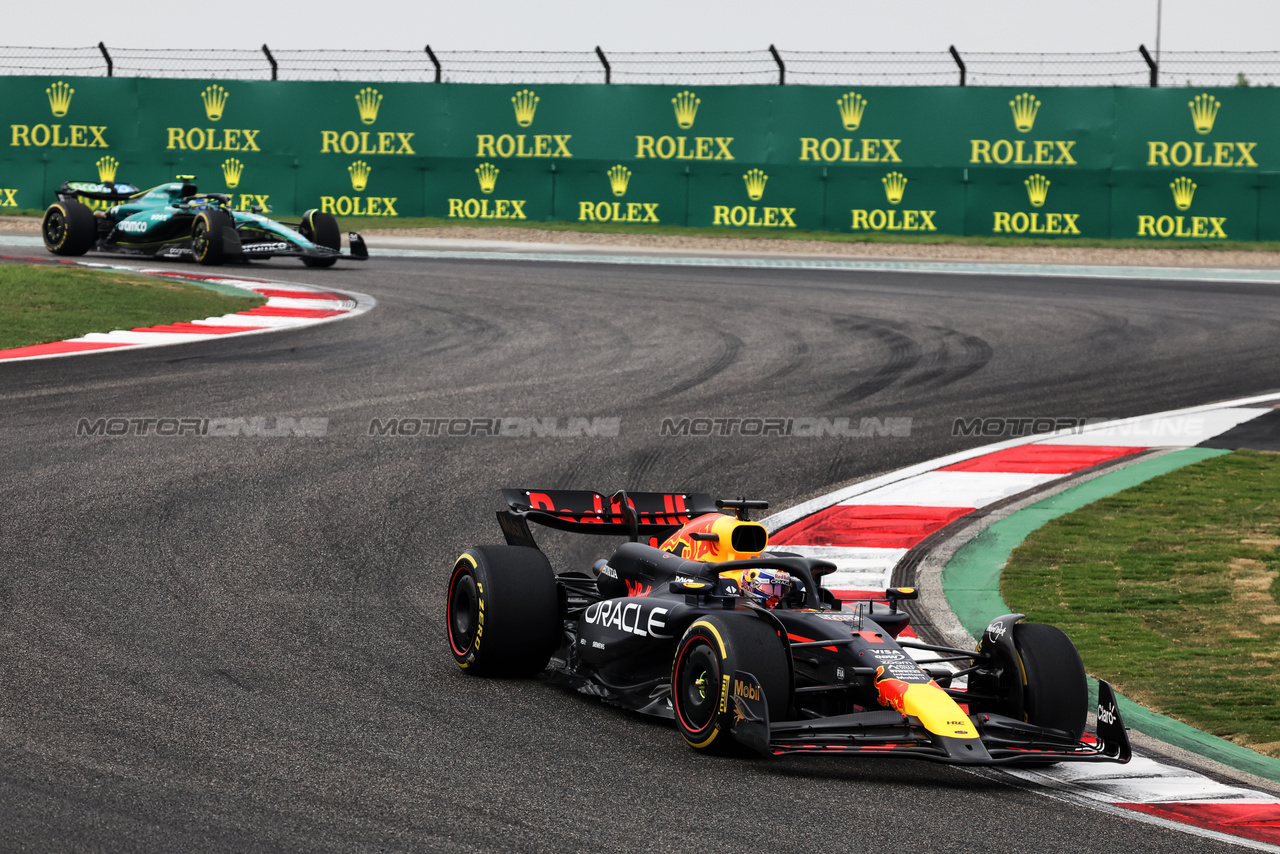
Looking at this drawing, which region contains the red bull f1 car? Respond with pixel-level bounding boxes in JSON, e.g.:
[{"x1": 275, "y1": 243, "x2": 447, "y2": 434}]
[
  {"x1": 446, "y1": 490, "x2": 1132, "y2": 766},
  {"x1": 41, "y1": 177, "x2": 368, "y2": 267}
]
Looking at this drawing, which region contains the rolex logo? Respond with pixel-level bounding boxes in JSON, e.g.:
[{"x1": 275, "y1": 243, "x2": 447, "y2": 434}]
[
  {"x1": 1009, "y1": 92, "x2": 1040, "y2": 133},
  {"x1": 356, "y1": 87, "x2": 383, "y2": 125},
  {"x1": 1188, "y1": 93, "x2": 1220, "y2": 135},
  {"x1": 672, "y1": 90, "x2": 700, "y2": 129},
  {"x1": 348, "y1": 160, "x2": 371, "y2": 192},
  {"x1": 476, "y1": 162, "x2": 500, "y2": 194},
  {"x1": 881, "y1": 171, "x2": 907, "y2": 204},
  {"x1": 511, "y1": 89, "x2": 539, "y2": 127},
  {"x1": 222, "y1": 158, "x2": 244, "y2": 189},
  {"x1": 96, "y1": 155, "x2": 119, "y2": 183},
  {"x1": 1024, "y1": 173, "x2": 1050, "y2": 207},
  {"x1": 1170, "y1": 175, "x2": 1197, "y2": 210},
  {"x1": 607, "y1": 165, "x2": 631, "y2": 197},
  {"x1": 201, "y1": 85, "x2": 230, "y2": 122},
  {"x1": 838, "y1": 92, "x2": 868, "y2": 131},
  {"x1": 743, "y1": 168, "x2": 768, "y2": 201},
  {"x1": 47, "y1": 81, "x2": 74, "y2": 117}
]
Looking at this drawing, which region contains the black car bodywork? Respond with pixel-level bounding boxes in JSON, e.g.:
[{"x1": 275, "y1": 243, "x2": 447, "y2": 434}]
[{"x1": 446, "y1": 489, "x2": 1132, "y2": 766}]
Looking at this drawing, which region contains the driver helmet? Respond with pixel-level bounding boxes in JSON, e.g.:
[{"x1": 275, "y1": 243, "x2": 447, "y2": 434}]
[{"x1": 740, "y1": 567, "x2": 794, "y2": 608}]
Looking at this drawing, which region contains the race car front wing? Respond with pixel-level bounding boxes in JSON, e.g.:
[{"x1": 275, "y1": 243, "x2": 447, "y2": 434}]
[{"x1": 729, "y1": 671, "x2": 1132, "y2": 766}]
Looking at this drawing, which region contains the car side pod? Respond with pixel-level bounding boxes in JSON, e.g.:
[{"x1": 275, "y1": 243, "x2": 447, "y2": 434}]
[{"x1": 1095, "y1": 680, "x2": 1132, "y2": 762}]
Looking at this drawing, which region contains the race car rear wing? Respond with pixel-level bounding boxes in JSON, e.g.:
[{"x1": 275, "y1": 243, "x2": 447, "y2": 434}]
[
  {"x1": 56, "y1": 180, "x2": 141, "y2": 203},
  {"x1": 498, "y1": 488, "x2": 719, "y2": 548}
]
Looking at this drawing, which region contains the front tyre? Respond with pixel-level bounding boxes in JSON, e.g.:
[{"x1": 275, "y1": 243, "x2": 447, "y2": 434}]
[
  {"x1": 969, "y1": 622, "x2": 1088, "y2": 741},
  {"x1": 299, "y1": 209, "x2": 340, "y2": 268},
  {"x1": 446, "y1": 545, "x2": 560, "y2": 676},
  {"x1": 42, "y1": 200, "x2": 96, "y2": 256},
  {"x1": 671, "y1": 614, "x2": 791, "y2": 753},
  {"x1": 191, "y1": 210, "x2": 230, "y2": 266}
]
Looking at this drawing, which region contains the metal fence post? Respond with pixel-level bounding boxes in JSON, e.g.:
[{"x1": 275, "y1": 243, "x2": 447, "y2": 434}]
[
  {"x1": 769, "y1": 44, "x2": 785, "y2": 85},
  {"x1": 98, "y1": 42, "x2": 113, "y2": 77},
  {"x1": 595, "y1": 46, "x2": 611, "y2": 84},
  {"x1": 262, "y1": 44, "x2": 277, "y2": 81},
  {"x1": 949, "y1": 45, "x2": 966, "y2": 86},
  {"x1": 425, "y1": 45, "x2": 441, "y2": 83},
  {"x1": 1139, "y1": 44, "x2": 1158, "y2": 87}
]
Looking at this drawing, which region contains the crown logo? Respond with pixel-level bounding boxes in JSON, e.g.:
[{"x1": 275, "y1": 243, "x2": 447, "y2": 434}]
[
  {"x1": 221, "y1": 158, "x2": 244, "y2": 189},
  {"x1": 511, "y1": 89, "x2": 539, "y2": 127},
  {"x1": 47, "y1": 81, "x2": 74, "y2": 117},
  {"x1": 1170, "y1": 175, "x2": 1197, "y2": 210},
  {"x1": 1024, "y1": 173, "x2": 1050, "y2": 207},
  {"x1": 881, "y1": 171, "x2": 907, "y2": 205},
  {"x1": 607, "y1": 165, "x2": 631, "y2": 197},
  {"x1": 201, "y1": 85, "x2": 229, "y2": 121},
  {"x1": 476, "y1": 162, "x2": 500, "y2": 194},
  {"x1": 837, "y1": 92, "x2": 868, "y2": 131},
  {"x1": 1188, "y1": 93, "x2": 1220, "y2": 135},
  {"x1": 348, "y1": 160, "x2": 371, "y2": 192},
  {"x1": 96, "y1": 155, "x2": 119, "y2": 183},
  {"x1": 355, "y1": 87, "x2": 382, "y2": 125},
  {"x1": 1009, "y1": 92, "x2": 1040, "y2": 133},
  {"x1": 743, "y1": 168, "x2": 768, "y2": 201},
  {"x1": 672, "y1": 90, "x2": 700, "y2": 129}
]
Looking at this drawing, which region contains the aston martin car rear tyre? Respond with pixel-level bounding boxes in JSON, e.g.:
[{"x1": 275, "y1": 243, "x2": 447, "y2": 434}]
[
  {"x1": 192, "y1": 210, "x2": 230, "y2": 266},
  {"x1": 299, "y1": 209, "x2": 340, "y2": 268},
  {"x1": 446, "y1": 545, "x2": 560, "y2": 676},
  {"x1": 671, "y1": 614, "x2": 791, "y2": 754},
  {"x1": 968, "y1": 622, "x2": 1087, "y2": 741},
  {"x1": 42, "y1": 200, "x2": 96, "y2": 256}
]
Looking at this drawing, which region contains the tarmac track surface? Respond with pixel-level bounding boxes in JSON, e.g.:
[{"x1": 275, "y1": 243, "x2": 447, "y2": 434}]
[{"x1": 2, "y1": 249, "x2": 1279, "y2": 853}]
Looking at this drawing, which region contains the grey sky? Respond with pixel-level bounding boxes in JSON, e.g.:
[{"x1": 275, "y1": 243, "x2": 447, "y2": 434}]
[{"x1": 5, "y1": 1, "x2": 1280, "y2": 54}]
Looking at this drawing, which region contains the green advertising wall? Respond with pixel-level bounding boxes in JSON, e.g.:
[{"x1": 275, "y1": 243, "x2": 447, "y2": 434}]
[{"x1": 0, "y1": 77, "x2": 1274, "y2": 241}]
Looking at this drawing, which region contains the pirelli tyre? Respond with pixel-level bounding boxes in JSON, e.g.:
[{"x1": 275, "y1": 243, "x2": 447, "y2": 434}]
[
  {"x1": 446, "y1": 545, "x2": 560, "y2": 677},
  {"x1": 42, "y1": 199, "x2": 96, "y2": 256},
  {"x1": 671, "y1": 614, "x2": 791, "y2": 754},
  {"x1": 968, "y1": 622, "x2": 1088, "y2": 741},
  {"x1": 298, "y1": 209, "x2": 340, "y2": 268},
  {"x1": 191, "y1": 209, "x2": 231, "y2": 266}
]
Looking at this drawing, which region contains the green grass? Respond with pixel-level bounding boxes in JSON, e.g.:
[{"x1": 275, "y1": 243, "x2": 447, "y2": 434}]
[
  {"x1": 1002, "y1": 449, "x2": 1280, "y2": 757},
  {"x1": 340, "y1": 214, "x2": 1280, "y2": 253},
  {"x1": 0, "y1": 264, "x2": 265, "y2": 350}
]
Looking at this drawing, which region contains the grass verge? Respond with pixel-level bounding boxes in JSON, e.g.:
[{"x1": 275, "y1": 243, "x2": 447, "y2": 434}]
[
  {"x1": 0, "y1": 264, "x2": 265, "y2": 350},
  {"x1": 1002, "y1": 449, "x2": 1280, "y2": 757}
]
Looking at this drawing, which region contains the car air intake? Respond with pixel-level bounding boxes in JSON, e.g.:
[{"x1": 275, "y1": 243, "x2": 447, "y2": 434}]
[{"x1": 730, "y1": 522, "x2": 767, "y2": 553}]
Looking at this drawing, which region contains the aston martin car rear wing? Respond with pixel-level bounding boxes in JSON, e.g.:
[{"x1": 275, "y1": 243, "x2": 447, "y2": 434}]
[
  {"x1": 497, "y1": 488, "x2": 719, "y2": 548},
  {"x1": 56, "y1": 180, "x2": 141, "y2": 202}
]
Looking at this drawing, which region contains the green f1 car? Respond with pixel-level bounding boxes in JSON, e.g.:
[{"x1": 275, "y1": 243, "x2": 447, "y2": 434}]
[{"x1": 42, "y1": 176, "x2": 368, "y2": 267}]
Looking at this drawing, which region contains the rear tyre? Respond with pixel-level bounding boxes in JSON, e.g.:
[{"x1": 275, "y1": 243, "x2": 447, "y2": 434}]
[
  {"x1": 446, "y1": 545, "x2": 560, "y2": 676},
  {"x1": 191, "y1": 210, "x2": 230, "y2": 266},
  {"x1": 671, "y1": 614, "x2": 791, "y2": 754},
  {"x1": 42, "y1": 200, "x2": 96, "y2": 256},
  {"x1": 299, "y1": 209, "x2": 340, "y2": 268},
  {"x1": 968, "y1": 622, "x2": 1087, "y2": 741}
]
